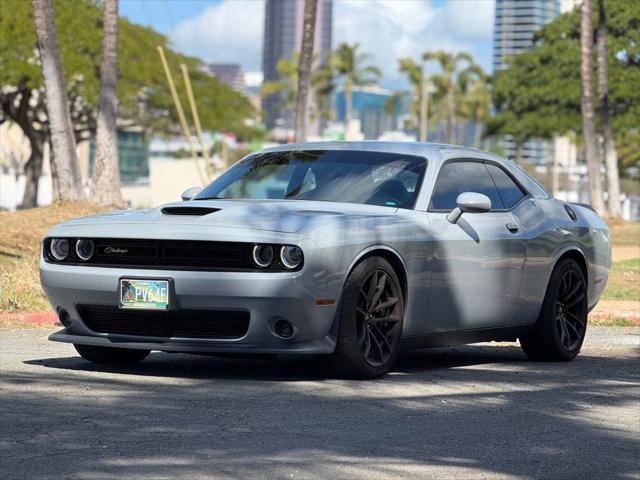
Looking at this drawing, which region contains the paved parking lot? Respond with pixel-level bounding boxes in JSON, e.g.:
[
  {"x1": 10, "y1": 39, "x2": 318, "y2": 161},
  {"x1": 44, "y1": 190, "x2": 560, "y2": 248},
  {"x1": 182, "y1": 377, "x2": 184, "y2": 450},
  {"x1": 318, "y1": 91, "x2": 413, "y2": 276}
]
[{"x1": 1, "y1": 326, "x2": 639, "y2": 479}]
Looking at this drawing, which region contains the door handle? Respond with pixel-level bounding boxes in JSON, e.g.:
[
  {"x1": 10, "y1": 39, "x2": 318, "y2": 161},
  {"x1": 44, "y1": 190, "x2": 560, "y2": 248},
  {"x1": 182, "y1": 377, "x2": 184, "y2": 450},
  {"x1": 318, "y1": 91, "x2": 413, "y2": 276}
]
[{"x1": 506, "y1": 222, "x2": 519, "y2": 233}]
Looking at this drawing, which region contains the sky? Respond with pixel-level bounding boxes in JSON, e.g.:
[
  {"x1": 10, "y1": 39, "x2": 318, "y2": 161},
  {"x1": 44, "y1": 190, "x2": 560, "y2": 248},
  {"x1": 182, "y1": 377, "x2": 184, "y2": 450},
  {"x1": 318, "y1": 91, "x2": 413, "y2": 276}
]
[{"x1": 119, "y1": 0, "x2": 496, "y2": 89}]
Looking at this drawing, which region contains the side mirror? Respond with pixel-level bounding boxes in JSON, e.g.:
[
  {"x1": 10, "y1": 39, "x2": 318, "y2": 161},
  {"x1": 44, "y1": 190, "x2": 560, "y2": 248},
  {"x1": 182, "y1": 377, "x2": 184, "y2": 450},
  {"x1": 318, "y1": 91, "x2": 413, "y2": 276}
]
[
  {"x1": 181, "y1": 186, "x2": 203, "y2": 201},
  {"x1": 446, "y1": 192, "x2": 491, "y2": 224}
]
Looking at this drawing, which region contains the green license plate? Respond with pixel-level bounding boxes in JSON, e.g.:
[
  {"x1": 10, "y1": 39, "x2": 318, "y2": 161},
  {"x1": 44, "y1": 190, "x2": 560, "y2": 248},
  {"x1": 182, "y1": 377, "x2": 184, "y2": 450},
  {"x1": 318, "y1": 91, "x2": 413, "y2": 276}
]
[{"x1": 120, "y1": 279, "x2": 170, "y2": 310}]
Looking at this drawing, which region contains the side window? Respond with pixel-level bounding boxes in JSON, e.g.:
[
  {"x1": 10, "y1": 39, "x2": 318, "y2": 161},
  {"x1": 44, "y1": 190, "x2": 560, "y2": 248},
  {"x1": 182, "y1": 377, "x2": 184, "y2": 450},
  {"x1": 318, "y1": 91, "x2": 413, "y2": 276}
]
[
  {"x1": 486, "y1": 164, "x2": 525, "y2": 208},
  {"x1": 430, "y1": 161, "x2": 504, "y2": 211}
]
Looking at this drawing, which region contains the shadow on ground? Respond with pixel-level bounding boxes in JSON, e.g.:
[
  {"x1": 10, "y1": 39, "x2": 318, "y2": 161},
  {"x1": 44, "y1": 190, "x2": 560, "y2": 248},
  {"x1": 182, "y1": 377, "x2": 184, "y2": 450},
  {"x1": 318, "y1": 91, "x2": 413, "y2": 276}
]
[{"x1": 2, "y1": 344, "x2": 639, "y2": 479}]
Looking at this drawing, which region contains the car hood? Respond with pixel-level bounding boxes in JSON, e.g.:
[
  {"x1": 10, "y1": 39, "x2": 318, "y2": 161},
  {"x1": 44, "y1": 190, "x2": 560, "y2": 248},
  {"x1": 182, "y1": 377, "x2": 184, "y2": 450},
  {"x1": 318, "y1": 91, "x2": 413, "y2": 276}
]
[{"x1": 59, "y1": 199, "x2": 399, "y2": 233}]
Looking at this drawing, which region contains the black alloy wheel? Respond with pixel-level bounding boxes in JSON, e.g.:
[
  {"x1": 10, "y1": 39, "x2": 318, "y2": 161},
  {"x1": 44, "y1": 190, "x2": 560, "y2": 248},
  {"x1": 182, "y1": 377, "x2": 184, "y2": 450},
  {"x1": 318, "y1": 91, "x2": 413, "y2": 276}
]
[
  {"x1": 520, "y1": 258, "x2": 588, "y2": 361},
  {"x1": 329, "y1": 256, "x2": 405, "y2": 379},
  {"x1": 356, "y1": 269, "x2": 403, "y2": 367}
]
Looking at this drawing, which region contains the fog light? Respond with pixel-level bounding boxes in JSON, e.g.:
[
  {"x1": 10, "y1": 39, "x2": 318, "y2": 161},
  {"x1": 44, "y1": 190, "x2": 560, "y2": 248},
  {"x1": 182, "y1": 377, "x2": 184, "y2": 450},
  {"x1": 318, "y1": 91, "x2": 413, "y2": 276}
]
[
  {"x1": 273, "y1": 319, "x2": 294, "y2": 339},
  {"x1": 58, "y1": 309, "x2": 72, "y2": 328}
]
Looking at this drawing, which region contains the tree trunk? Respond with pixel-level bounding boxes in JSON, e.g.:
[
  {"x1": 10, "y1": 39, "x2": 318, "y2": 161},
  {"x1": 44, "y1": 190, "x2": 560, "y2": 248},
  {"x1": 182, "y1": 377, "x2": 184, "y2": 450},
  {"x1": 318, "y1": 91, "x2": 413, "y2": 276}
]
[
  {"x1": 579, "y1": 0, "x2": 605, "y2": 215},
  {"x1": 32, "y1": 0, "x2": 85, "y2": 202},
  {"x1": 551, "y1": 139, "x2": 560, "y2": 197},
  {"x1": 343, "y1": 76, "x2": 352, "y2": 140},
  {"x1": 473, "y1": 112, "x2": 482, "y2": 148},
  {"x1": 446, "y1": 82, "x2": 454, "y2": 142},
  {"x1": 90, "y1": 0, "x2": 123, "y2": 207},
  {"x1": 294, "y1": 0, "x2": 317, "y2": 143},
  {"x1": 515, "y1": 139, "x2": 524, "y2": 165},
  {"x1": 20, "y1": 138, "x2": 44, "y2": 209},
  {"x1": 596, "y1": 0, "x2": 621, "y2": 218},
  {"x1": 419, "y1": 77, "x2": 428, "y2": 142}
]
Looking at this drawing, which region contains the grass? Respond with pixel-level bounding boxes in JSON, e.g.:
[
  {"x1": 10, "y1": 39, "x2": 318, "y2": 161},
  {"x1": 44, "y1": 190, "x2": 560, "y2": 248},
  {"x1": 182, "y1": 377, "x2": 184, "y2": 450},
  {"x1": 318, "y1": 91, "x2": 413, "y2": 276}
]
[
  {"x1": 0, "y1": 202, "x2": 104, "y2": 313},
  {"x1": 602, "y1": 258, "x2": 640, "y2": 301},
  {"x1": 609, "y1": 219, "x2": 640, "y2": 246}
]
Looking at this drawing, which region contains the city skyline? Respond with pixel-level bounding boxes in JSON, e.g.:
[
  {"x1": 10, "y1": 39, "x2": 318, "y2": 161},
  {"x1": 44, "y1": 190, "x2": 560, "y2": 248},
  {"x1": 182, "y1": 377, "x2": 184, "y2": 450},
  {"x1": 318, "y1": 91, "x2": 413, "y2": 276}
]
[{"x1": 119, "y1": 0, "x2": 496, "y2": 89}]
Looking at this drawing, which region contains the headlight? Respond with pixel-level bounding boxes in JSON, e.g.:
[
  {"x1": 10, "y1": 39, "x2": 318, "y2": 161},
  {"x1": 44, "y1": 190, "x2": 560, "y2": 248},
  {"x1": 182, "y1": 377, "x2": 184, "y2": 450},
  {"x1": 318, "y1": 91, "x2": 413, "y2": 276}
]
[
  {"x1": 75, "y1": 239, "x2": 95, "y2": 261},
  {"x1": 252, "y1": 244, "x2": 274, "y2": 268},
  {"x1": 280, "y1": 245, "x2": 303, "y2": 269},
  {"x1": 49, "y1": 238, "x2": 70, "y2": 261}
]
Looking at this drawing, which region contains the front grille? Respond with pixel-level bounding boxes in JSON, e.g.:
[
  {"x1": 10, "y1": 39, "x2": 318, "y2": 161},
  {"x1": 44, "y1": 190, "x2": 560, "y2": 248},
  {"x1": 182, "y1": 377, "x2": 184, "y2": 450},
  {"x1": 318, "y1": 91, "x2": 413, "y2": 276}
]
[{"x1": 77, "y1": 304, "x2": 250, "y2": 339}]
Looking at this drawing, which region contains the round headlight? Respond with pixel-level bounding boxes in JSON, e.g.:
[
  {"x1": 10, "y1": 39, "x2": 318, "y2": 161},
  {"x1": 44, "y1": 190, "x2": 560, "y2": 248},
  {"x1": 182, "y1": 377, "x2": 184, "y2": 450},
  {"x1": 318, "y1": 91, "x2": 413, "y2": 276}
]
[
  {"x1": 252, "y1": 244, "x2": 274, "y2": 268},
  {"x1": 280, "y1": 245, "x2": 303, "y2": 269},
  {"x1": 75, "y1": 239, "x2": 95, "y2": 261},
  {"x1": 50, "y1": 238, "x2": 70, "y2": 261}
]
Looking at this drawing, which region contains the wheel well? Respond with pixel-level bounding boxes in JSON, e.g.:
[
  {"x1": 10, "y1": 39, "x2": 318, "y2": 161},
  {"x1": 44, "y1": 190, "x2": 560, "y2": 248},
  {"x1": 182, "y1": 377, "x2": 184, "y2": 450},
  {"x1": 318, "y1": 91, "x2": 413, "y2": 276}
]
[
  {"x1": 557, "y1": 249, "x2": 588, "y2": 286},
  {"x1": 354, "y1": 249, "x2": 408, "y2": 302}
]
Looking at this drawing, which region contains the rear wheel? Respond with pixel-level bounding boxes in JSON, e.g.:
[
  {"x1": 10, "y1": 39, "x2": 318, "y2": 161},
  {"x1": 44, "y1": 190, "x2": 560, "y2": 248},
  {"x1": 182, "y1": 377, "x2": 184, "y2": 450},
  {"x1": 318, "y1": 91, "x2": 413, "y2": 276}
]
[
  {"x1": 520, "y1": 258, "x2": 588, "y2": 361},
  {"x1": 329, "y1": 256, "x2": 404, "y2": 379},
  {"x1": 74, "y1": 344, "x2": 150, "y2": 365}
]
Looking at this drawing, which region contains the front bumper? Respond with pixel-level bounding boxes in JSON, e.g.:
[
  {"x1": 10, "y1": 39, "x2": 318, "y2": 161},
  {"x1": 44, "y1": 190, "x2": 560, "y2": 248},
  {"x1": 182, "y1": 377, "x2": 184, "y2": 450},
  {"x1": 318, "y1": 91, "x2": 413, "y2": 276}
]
[{"x1": 41, "y1": 259, "x2": 340, "y2": 355}]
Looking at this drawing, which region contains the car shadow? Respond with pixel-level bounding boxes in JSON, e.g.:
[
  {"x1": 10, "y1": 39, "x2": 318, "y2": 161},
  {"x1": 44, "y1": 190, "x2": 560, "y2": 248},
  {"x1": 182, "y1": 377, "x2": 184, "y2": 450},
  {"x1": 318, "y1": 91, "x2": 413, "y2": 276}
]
[
  {"x1": 8, "y1": 343, "x2": 639, "y2": 479},
  {"x1": 23, "y1": 343, "x2": 528, "y2": 381}
]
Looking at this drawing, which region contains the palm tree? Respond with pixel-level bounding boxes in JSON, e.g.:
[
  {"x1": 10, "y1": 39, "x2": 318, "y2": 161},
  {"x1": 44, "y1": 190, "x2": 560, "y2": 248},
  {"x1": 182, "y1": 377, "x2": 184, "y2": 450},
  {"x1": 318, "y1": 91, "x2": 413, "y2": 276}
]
[
  {"x1": 294, "y1": 0, "x2": 318, "y2": 142},
  {"x1": 596, "y1": 0, "x2": 621, "y2": 218},
  {"x1": 262, "y1": 53, "x2": 334, "y2": 128},
  {"x1": 458, "y1": 74, "x2": 490, "y2": 148},
  {"x1": 424, "y1": 51, "x2": 483, "y2": 143},
  {"x1": 32, "y1": 0, "x2": 84, "y2": 202},
  {"x1": 90, "y1": 0, "x2": 123, "y2": 207},
  {"x1": 262, "y1": 56, "x2": 299, "y2": 124},
  {"x1": 330, "y1": 43, "x2": 381, "y2": 139},
  {"x1": 580, "y1": 0, "x2": 605, "y2": 215},
  {"x1": 398, "y1": 57, "x2": 428, "y2": 141}
]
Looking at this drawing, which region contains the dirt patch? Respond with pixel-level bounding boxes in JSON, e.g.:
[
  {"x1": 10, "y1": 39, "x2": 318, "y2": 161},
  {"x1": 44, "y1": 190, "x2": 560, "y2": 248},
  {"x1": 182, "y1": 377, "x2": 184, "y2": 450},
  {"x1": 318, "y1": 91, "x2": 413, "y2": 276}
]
[{"x1": 612, "y1": 245, "x2": 640, "y2": 262}]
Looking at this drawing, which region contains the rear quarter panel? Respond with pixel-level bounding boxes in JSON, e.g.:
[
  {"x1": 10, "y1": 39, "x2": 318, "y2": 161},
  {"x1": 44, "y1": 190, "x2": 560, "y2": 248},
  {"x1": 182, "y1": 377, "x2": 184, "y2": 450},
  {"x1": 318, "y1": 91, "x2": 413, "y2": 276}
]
[{"x1": 514, "y1": 198, "x2": 611, "y2": 323}]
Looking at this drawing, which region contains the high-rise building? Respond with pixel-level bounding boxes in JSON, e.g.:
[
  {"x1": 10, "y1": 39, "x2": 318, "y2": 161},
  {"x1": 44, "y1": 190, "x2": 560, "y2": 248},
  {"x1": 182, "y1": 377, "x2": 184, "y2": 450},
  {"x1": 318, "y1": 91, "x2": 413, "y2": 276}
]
[
  {"x1": 208, "y1": 63, "x2": 245, "y2": 92},
  {"x1": 493, "y1": 0, "x2": 561, "y2": 165},
  {"x1": 262, "y1": 0, "x2": 333, "y2": 132},
  {"x1": 333, "y1": 87, "x2": 410, "y2": 140}
]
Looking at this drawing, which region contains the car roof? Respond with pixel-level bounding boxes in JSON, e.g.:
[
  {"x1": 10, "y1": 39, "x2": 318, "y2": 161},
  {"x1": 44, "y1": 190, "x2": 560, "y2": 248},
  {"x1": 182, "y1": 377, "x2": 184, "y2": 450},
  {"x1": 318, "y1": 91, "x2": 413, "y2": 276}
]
[{"x1": 258, "y1": 140, "x2": 506, "y2": 167}]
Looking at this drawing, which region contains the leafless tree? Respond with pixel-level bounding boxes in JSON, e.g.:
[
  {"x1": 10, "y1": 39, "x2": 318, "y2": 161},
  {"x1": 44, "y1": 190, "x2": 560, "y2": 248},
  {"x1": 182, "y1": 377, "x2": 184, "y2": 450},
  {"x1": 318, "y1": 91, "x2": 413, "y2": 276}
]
[
  {"x1": 90, "y1": 0, "x2": 124, "y2": 207},
  {"x1": 596, "y1": 0, "x2": 621, "y2": 218},
  {"x1": 579, "y1": 0, "x2": 605, "y2": 215},
  {"x1": 32, "y1": 0, "x2": 84, "y2": 203},
  {"x1": 294, "y1": 0, "x2": 318, "y2": 143}
]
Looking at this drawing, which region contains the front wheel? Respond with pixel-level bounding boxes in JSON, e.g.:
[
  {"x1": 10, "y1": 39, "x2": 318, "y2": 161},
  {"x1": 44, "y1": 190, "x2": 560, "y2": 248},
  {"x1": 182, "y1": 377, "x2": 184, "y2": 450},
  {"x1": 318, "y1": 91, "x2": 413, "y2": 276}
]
[
  {"x1": 520, "y1": 258, "x2": 588, "y2": 361},
  {"x1": 74, "y1": 344, "x2": 150, "y2": 365},
  {"x1": 328, "y1": 256, "x2": 404, "y2": 379}
]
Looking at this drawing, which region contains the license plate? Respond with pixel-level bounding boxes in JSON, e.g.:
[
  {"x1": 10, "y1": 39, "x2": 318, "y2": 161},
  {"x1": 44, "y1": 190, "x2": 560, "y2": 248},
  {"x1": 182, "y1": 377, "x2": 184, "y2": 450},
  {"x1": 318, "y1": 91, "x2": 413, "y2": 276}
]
[{"x1": 120, "y1": 279, "x2": 169, "y2": 310}]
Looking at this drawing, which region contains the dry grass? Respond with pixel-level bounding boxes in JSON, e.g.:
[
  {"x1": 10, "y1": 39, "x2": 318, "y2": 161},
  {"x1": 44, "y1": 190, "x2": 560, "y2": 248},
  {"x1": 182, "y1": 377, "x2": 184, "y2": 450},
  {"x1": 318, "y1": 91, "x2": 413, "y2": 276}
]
[
  {"x1": 609, "y1": 219, "x2": 640, "y2": 246},
  {"x1": 0, "y1": 202, "x2": 105, "y2": 313}
]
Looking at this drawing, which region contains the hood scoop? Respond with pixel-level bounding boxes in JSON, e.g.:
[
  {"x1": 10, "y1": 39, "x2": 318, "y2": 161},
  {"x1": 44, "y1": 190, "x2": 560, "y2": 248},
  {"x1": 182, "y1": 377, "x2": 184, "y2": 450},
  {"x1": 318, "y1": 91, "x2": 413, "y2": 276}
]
[{"x1": 161, "y1": 206, "x2": 220, "y2": 216}]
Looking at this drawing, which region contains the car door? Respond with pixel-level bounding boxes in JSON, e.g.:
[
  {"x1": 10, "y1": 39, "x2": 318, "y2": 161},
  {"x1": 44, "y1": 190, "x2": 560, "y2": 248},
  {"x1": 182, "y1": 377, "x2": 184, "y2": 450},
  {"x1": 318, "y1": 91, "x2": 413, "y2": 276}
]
[{"x1": 425, "y1": 159, "x2": 527, "y2": 333}]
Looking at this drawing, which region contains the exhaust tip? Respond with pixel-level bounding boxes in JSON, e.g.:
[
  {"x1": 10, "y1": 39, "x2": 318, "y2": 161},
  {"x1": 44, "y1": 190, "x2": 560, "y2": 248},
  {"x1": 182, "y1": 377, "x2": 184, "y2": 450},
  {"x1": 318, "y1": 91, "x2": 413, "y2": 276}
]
[
  {"x1": 272, "y1": 318, "x2": 294, "y2": 339},
  {"x1": 58, "y1": 308, "x2": 72, "y2": 328}
]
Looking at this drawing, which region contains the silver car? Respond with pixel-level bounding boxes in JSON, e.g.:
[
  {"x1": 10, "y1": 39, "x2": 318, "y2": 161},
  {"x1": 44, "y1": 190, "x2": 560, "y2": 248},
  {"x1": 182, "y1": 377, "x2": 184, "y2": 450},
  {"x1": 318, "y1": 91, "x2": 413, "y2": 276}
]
[{"x1": 41, "y1": 142, "x2": 611, "y2": 378}]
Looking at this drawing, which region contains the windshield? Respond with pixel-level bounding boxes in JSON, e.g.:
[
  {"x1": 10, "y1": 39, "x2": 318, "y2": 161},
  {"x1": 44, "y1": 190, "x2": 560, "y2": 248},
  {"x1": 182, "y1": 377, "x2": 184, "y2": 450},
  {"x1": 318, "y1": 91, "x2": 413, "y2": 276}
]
[{"x1": 196, "y1": 150, "x2": 427, "y2": 209}]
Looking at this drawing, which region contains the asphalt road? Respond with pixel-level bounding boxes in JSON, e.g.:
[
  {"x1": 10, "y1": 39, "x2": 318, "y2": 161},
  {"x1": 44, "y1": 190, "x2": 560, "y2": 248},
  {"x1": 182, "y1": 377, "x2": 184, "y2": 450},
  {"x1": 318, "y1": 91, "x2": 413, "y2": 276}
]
[{"x1": 1, "y1": 326, "x2": 639, "y2": 479}]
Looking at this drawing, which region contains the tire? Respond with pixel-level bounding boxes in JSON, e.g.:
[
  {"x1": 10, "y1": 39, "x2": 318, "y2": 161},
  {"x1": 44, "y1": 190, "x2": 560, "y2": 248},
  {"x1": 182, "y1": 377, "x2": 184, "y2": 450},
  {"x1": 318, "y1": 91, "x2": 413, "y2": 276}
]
[
  {"x1": 74, "y1": 344, "x2": 150, "y2": 365},
  {"x1": 328, "y1": 256, "x2": 405, "y2": 379},
  {"x1": 520, "y1": 258, "x2": 588, "y2": 361}
]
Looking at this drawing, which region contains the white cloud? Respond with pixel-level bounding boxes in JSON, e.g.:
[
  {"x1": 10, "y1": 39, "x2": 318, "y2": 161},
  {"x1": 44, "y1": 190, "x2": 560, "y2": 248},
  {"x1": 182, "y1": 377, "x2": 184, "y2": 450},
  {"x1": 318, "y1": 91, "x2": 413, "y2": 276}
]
[
  {"x1": 334, "y1": 0, "x2": 495, "y2": 87},
  {"x1": 170, "y1": 0, "x2": 495, "y2": 85},
  {"x1": 171, "y1": 0, "x2": 265, "y2": 69}
]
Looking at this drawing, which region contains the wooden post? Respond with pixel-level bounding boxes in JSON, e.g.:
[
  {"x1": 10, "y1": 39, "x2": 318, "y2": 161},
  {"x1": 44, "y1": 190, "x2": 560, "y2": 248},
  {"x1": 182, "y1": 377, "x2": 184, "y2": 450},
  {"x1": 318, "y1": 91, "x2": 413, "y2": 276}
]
[
  {"x1": 156, "y1": 46, "x2": 205, "y2": 185},
  {"x1": 180, "y1": 64, "x2": 213, "y2": 179}
]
